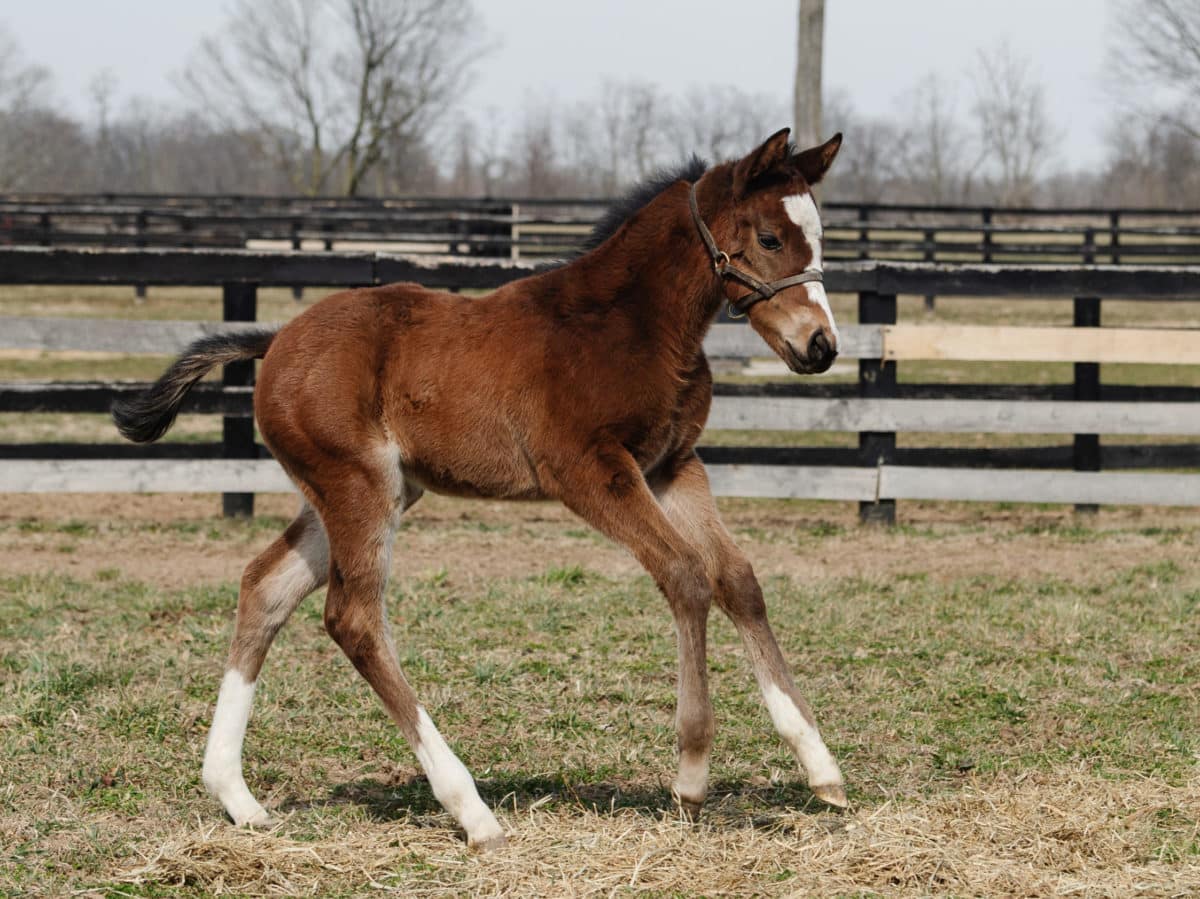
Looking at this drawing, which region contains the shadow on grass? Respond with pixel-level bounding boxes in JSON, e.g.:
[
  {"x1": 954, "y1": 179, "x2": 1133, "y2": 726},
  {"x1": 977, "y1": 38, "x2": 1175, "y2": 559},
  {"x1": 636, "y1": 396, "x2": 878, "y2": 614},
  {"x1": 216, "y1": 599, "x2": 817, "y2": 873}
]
[{"x1": 284, "y1": 772, "x2": 838, "y2": 828}]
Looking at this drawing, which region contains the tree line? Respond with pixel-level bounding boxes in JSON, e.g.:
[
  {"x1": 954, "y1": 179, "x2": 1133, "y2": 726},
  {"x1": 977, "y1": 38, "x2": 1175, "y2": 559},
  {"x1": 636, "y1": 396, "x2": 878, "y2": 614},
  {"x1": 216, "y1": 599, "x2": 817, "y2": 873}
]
[{"x1": 1, "y1": 0, "x2": 1197, "y2": 206}]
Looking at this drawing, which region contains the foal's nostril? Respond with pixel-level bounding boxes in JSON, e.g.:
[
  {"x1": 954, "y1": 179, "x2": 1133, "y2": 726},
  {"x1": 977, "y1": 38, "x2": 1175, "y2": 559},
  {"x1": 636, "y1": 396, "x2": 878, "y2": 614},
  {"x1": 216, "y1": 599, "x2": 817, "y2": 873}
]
[{"x1": 808, "y1": 330, "x2": 835, "y2": 365}]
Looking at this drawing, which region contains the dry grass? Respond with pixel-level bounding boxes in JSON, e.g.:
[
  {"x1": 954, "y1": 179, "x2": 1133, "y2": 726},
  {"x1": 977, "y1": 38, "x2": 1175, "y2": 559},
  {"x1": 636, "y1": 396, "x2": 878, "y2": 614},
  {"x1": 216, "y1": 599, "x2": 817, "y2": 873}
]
[{"x1": 106, "y1": 772, "x2": 1198, "y2": 897}]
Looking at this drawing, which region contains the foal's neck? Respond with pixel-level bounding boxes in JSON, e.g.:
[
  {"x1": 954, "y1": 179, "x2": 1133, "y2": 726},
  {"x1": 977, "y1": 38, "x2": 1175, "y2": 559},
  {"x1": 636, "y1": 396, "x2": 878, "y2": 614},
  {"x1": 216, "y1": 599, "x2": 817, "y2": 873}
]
[{"x1": 576, "y1": 176, "x2": 728, "y2": 367}]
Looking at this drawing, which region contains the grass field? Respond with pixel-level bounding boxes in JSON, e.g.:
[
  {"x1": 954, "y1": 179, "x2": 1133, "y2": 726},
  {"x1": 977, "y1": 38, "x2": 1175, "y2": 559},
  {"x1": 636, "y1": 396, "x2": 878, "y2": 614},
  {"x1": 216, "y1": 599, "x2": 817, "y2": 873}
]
[{"x1": 1, "y1": 494, "x2": 1198, "y2": 896}]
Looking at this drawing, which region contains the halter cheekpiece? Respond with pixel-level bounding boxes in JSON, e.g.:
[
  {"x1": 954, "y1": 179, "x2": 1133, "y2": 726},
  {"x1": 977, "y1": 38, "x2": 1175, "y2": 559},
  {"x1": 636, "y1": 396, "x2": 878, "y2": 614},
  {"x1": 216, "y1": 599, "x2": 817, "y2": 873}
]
[{"x1": 688, "y1": 183, "x2": 824, "y2": 319}]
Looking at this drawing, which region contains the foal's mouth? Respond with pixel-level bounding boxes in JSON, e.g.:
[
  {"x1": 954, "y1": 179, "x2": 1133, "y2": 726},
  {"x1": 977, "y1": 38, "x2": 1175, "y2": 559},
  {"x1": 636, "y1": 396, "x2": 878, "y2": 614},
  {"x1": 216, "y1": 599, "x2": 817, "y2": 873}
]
[{"x1": 781, "y1": 341, "x2": 837, "y2": 375}]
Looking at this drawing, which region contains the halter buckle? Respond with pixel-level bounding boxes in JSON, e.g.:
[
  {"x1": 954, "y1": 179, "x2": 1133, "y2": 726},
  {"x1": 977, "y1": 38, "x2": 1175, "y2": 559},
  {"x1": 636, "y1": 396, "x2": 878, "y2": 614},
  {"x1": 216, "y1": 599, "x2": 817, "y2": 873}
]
[
  {"x1": 713, "y1": 250, "x2": 730, "y2": 274},
  {"x1": 725, "y1": 299, "x2": 747, "y2": 320}
]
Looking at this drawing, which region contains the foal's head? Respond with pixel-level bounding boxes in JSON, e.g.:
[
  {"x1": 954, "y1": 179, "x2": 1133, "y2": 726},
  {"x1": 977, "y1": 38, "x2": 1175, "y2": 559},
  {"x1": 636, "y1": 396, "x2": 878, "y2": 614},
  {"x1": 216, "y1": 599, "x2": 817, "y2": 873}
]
[{"x1": 702, "y1": 129, "x2": 843, "y2": 374}]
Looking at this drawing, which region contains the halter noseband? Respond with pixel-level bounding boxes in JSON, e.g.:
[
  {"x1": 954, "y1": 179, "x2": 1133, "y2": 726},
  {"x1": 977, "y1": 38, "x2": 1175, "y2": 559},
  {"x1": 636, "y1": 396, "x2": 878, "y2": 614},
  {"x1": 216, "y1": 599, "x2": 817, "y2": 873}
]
[{"x1": 688, "y1": 183, "x2": 824, "y2": 319}]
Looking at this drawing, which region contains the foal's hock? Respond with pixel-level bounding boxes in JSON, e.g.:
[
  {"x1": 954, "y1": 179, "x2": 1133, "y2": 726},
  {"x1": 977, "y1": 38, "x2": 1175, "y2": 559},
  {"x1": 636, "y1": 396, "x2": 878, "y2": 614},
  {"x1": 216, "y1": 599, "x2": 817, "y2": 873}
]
[{"x1": 113, "y1": 128, "x2": 846, "y2": 849}]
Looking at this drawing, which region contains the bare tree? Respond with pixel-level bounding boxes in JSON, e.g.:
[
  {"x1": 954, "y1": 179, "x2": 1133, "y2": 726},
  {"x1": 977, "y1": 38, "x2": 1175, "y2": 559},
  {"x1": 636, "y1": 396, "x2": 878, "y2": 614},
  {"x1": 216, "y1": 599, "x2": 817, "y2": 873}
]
[
  {"x1": 509, "y1": 99, "x2": 565, "y2": 197},
  {"x1": 595, "y1": 80, "x2": 668, "y2": 192},
  {"x1": 971, "y1": 42, "x2": 1056, "y2": 205},
  {"x1": 0, "y1": 25, "x2": 57, "y2": 190},
  {"x1": 0, "y1": 25, "x2": 50, "y2": 110},
  {"x1": 179, "y1": 0, "x2": 484, "y2": 195},
  {"x1": 897, "y1": 75, "x2": 975, "y2": 203},
  {"x1": 793, "y1": 0, "x2": 824, "y2": 148},
  {"x1": 1110, "y1": 0, "x2": 1200, "y2": 138},
  {"x1": 820, "y1": 90, "x2": 900, "y2": 203},
  {"x1": 671, "y1": 86, "x2": 787, "y2": 163},
  {"x1": 1101, "y1": 118, "x2": 1200, "y2": 206}
]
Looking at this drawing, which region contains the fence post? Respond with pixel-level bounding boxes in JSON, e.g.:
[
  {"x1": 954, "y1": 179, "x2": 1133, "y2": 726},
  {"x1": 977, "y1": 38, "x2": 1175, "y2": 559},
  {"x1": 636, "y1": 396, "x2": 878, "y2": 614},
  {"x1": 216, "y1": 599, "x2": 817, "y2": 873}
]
[
  {"x1": 858, "y1": 206, "x2": 871, "y2": 259},
  {"x1": 859, "y1": 290, "x2": 897, "y2": 525},
  {"x1": 291, "y1": 220, "x2": 304, "y2": 300},
  {"x1": 134, "y1": 211, "x2": 148, "y2": 301},
  {"x1": 222, "y1": 282, "x2": 258, "y2": 519},
  {"x1": 923, "y1": 227, "x2": 936, "y2": 312},
  {"x1": 981, "y1": 207, "x2": 993, "y2": 263},
  {"x1": 510, "y1": 202, "x2": 521, "y2": 261},
  {"x1": 1073, "y1": 295, "x2": 1101, "y2": 515},
  {"x1": 1109, "y1": 212, "x2": 1120, "y2": 264},
  {"x1": 1083, "y1": 227, "x2": 1096, "y2": 265}
]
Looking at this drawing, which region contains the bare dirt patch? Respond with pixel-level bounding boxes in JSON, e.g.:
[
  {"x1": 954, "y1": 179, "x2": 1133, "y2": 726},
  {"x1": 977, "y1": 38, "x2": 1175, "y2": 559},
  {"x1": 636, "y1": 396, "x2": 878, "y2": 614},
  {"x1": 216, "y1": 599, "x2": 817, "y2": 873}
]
[{"x1": 3, "y1": 492, "x2": 1199, "y2": 592}]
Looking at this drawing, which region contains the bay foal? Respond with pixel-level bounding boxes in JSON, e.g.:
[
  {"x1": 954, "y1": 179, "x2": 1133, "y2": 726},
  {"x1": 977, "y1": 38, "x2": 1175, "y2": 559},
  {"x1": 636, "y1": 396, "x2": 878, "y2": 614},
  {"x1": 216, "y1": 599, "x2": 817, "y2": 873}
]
[{"x1": 114, "y1": 129, "x2": 847, "y2": 849}]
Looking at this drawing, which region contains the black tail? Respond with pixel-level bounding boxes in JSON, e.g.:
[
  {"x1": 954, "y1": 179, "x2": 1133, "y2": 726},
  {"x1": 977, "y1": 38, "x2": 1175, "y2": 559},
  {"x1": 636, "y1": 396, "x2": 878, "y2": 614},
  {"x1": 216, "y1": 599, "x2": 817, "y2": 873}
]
[{"x1": 112, "y1": 329, "x2": 277, "y2": 444}]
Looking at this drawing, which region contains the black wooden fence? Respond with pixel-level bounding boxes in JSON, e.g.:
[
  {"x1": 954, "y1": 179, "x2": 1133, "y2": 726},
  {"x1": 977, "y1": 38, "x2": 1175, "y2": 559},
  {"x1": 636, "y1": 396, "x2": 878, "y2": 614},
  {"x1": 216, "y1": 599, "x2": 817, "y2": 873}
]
[
  {"x1": 4, "y1": 195, "x2": 1200, "y2": 265},
  {"x1": 3, "y1": 246, "x2": 1199, "y2": 522}
]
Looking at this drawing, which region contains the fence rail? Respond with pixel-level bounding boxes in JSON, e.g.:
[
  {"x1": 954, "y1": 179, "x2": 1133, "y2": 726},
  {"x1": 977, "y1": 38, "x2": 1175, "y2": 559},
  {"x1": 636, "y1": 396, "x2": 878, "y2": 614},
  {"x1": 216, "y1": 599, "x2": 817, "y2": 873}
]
[
  {"x1": 2, "y1": 248, "x2": 1198, "y2": 521},
  {"x1": 6, "y1": 195, "x2": 1200, "y2": 265}
]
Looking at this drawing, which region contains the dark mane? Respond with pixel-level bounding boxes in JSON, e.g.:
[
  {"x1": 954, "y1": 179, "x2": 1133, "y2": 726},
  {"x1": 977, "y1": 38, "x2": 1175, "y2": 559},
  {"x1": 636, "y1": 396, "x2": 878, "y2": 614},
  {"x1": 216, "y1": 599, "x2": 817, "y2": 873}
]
[{"x1": 574, "y1": 155, "x2": 709, "y2": 257}]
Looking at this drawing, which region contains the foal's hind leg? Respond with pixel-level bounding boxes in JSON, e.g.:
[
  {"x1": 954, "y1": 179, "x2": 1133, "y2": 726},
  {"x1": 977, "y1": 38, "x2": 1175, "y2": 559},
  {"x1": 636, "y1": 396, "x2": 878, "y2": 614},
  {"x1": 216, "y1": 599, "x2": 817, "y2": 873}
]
[
  {"x1": 314, "y1": 461, "x2": 506, "y2": 850},
  {"x1": 655, "y1": 455, "x2": 846, "y2": 808},
  {"x1": 203, "y1": 504, "x2": 329, "y2": 826}
]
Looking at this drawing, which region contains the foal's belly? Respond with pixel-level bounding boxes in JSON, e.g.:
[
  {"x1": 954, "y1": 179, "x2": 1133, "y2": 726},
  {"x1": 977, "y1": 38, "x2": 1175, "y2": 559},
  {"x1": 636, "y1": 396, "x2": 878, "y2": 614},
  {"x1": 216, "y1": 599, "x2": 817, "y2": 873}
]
[
  {"x1": 401, "y1": 451, "x2": 547, "y2": 502},
  {"x1": 391, "y1": 421, "x2": 547, "y2": 502}
]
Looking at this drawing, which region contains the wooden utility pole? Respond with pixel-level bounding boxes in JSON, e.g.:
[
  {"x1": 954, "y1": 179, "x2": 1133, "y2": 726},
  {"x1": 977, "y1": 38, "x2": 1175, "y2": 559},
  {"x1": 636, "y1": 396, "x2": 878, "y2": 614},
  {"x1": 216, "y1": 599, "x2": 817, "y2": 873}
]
[{"x1": 793, "y1": 0, "x2": 825, "y2": 147}]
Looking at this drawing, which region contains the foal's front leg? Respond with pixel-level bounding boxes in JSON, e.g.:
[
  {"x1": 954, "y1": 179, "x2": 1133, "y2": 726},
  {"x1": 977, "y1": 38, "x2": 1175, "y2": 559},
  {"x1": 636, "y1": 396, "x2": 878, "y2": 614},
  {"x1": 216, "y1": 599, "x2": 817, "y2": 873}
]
[
  {"x1": 553, "y1": 448, "x2": 715, "y2": 818},
  {"x1": 655, "y1": 455, "x2": 846, "y2": 808}
]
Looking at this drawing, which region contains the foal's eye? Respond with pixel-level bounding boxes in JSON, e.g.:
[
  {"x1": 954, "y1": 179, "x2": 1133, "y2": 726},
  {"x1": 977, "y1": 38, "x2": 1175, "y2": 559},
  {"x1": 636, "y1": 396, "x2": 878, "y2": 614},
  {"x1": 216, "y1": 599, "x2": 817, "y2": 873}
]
[{"x1": 757, "y1": 232, "x2": 782, "y2": 251}]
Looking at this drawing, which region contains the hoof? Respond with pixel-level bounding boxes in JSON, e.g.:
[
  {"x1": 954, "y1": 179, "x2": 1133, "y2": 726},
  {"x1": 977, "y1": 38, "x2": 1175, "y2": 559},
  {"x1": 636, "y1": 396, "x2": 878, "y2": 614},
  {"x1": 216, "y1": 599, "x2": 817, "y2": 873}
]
[
  {"x1": 810, "y1": 783, "x2": 848, "y2": 809},
  {"x1": 469, "y1": 832, "x2": 509, "y2": 853},
  {"x1": 235, "y1": 808, "x2": 276, "y2": 828},
  {"x1": 677, "y1": 798, "x2": 703, "y2": 823}
]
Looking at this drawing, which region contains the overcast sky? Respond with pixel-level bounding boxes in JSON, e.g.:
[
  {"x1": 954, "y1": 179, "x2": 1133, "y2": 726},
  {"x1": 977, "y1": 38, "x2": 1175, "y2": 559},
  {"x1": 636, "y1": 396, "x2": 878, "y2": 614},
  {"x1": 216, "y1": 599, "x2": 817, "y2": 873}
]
[{"x1": 4, "y1": 0, "x2": 1113, "y2": 169}]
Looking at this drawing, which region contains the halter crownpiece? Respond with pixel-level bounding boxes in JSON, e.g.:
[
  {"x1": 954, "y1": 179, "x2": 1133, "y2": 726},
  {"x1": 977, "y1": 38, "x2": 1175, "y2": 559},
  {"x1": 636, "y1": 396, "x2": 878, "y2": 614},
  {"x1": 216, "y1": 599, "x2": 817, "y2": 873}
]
[{"x1": 688, "y1": 183, "x2": 824, "y2": 318}]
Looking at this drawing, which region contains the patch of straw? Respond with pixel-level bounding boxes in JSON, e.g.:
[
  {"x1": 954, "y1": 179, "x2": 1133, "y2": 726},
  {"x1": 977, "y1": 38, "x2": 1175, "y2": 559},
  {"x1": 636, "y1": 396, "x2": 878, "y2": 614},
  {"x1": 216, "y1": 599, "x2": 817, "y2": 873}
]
[{"x1": 111, "y1": 770, "x2": 1200, "y2": 897}]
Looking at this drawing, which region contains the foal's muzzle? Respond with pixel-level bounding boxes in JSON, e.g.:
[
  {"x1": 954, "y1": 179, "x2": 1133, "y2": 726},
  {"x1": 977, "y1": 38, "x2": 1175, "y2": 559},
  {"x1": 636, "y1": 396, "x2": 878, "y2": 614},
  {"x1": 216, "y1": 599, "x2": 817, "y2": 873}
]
[{"x1": 784, "y1": 329, "x2": 838, "y2": 374}]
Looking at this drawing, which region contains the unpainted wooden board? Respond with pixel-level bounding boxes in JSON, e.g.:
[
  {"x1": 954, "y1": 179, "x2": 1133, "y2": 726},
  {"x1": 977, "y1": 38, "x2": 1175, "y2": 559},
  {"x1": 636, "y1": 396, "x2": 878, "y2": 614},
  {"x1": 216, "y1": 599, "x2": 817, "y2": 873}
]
[{"x1": 882, "y1": 324, "x2": 1200, "y2": 364}]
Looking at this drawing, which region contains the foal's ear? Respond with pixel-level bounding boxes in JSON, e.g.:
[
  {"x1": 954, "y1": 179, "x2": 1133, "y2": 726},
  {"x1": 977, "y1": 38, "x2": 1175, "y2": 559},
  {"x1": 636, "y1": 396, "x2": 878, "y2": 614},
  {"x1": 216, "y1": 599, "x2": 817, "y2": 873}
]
[
  {"x1": 793, "y1": 132, "x2": 843, "y2": 185},
  {"x1": 733, "y1": 128, "x2": 793, "y2": 197}
]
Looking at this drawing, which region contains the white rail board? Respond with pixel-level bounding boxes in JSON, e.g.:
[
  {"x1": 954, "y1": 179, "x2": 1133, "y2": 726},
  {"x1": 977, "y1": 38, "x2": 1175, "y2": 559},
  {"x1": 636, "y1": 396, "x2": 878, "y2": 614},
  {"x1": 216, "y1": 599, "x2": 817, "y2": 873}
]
[
  {"x1": 0, "y1": 459, "x2": 294, "y2": 493},
  {"x1": 880, "y1": 466, "x2": 1200, "y2": 506},
  {"x1": 704, "y1": 324, "x2": 881, "y2": 360},
  {"x1": 3, "y1": 458, "x2": 1200, "y2": 507},
  {"x1": 1, "y1": 316, "x2": 884, "y2": 361},
  {"x1": 707, "y1": 397, "x2": 1200, "y2": 435},
  {"x1": 705, "y1": 464, "x2": 877, "y2": 500},
  {"x1": 0, "y1": 317, "x2": 264, "y2": 355}
]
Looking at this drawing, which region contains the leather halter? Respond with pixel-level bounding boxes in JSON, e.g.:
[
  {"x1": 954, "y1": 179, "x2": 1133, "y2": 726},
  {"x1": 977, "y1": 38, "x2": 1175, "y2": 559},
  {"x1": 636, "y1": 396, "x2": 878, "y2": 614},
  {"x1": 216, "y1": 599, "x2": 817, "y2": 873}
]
[{"x1": 688, "y1": 183, "x2": 825, "y2": 319}]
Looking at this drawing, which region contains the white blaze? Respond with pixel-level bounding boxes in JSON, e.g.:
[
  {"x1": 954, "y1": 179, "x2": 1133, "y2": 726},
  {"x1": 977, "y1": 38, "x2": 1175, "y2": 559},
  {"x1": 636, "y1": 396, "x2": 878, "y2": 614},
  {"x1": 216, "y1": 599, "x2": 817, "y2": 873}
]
[{"x1": 783, "y1": 193, "x2": 839, "y2": 345}]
